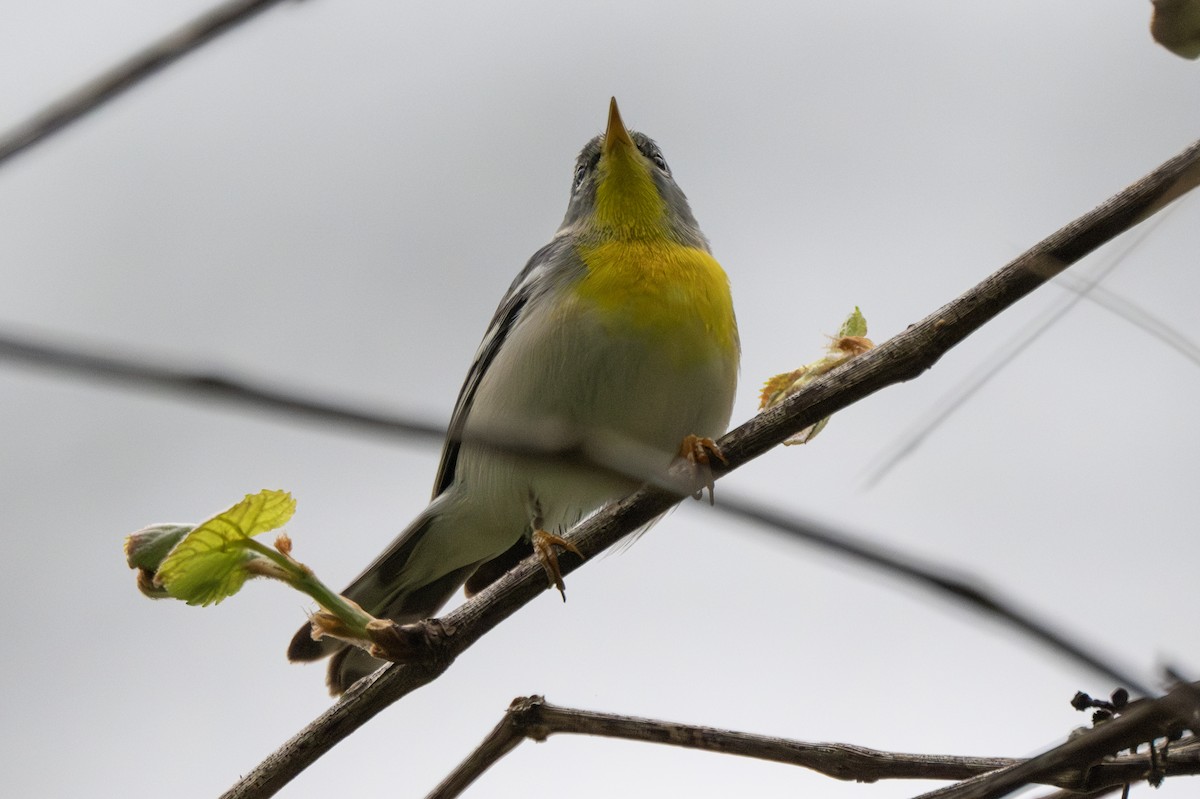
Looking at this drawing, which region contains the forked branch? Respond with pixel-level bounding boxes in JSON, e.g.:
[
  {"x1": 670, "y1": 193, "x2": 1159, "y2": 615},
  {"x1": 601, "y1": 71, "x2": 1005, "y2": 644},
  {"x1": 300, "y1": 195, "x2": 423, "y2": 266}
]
[{"x1": 427, "y1": 694, "x2": 1200, "y2": 799}]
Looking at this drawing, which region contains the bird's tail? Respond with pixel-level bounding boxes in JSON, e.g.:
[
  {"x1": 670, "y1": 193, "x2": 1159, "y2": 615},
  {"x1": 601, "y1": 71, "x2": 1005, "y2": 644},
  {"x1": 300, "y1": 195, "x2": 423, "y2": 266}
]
[{"x1": 286, "y1": 501, "x2": 480, "y2": 695}]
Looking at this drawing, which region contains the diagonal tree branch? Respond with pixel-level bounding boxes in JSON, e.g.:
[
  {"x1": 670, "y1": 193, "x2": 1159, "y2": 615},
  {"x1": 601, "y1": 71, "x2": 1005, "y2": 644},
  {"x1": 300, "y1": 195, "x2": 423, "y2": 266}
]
[
  {"x1": 0, "y1": 0, "x2": 293, "y2": 169},
  {"x1": 861, "y1": 204, "x2": 1180, "y2": 488},
  {"x1": 1, "y1": 327, "x2": 1154, "y2": 693},
  {"x1": 217, "y1": 137, "x2": 1200, "y2": 799},
  {"x1": 916, "y1": 681, "x2": 1200, "y2": 799}
]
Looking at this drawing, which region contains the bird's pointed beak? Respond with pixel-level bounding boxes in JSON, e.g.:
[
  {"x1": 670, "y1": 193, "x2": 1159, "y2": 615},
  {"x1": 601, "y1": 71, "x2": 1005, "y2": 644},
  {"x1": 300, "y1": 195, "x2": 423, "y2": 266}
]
[
  {"x1": 592, "y1": 97, "x2": 664, "y2": 235},
  {"x1": 603, "y1": 97, "x2": 636, "y2": 156}
]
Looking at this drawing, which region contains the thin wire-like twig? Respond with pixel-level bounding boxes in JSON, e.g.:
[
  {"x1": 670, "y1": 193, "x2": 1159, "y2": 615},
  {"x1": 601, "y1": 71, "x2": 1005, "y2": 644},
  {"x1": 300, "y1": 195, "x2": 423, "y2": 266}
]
[
  {"x1": 863, "y1": 205, "x2": 1178, "y2": 488},
  {"x1": 0, "y1": 329, "x2": 1153, "y2": 693},
  {"x1": 0, "y1": 330, "x2": 446, "y2": 441},
  {"x1": 711, "y1": 496, "x2": 1149, "y2": 693},
  {"x1": 0, "y1": 0, "x2": 292, "y2": 168},
  {"x1": 1053, "y1": 270, "x2": 1200, "y2": 367}
]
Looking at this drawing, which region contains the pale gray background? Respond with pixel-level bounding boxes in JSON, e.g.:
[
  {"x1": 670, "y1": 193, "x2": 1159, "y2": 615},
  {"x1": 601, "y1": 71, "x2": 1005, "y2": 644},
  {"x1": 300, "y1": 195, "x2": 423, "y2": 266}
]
[{"x1": 1, "y1": 1, "x2": 1198, "y2": 797}]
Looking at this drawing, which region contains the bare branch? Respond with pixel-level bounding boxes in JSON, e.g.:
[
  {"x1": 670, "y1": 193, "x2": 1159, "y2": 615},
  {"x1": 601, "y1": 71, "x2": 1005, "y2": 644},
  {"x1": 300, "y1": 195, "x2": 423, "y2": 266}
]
[
  {"x1": 216, "y1": 138, "x2": 1200, "y2": 799},
  {"x1": 1030, "y1": 786, "x2": 1126, "y2": 799},
  {"x1": 916, "y1": 683, "x2": 1200, "y2": 799},
  {"x1": 428, "y1": 696, "x2": 1200, "y2": 799},
  {"x1": 0, "y1": 0, "x2": 292, "y2": 168},
  {"x1": 424, "y1": 697, "x2": 536, "y2": 799},
  {"x1": 0, "y1": 329, "x2": 446, "y2": 442},
  {"x1": 0, "y1": 335, "x2": 1157, "y2": 689},
  {"x1": 0, "y1": 328, "x2": 1154, "y2": 691},
  {"x1": 427, "y1": 695, "x2": 1018, "y2": 799}
]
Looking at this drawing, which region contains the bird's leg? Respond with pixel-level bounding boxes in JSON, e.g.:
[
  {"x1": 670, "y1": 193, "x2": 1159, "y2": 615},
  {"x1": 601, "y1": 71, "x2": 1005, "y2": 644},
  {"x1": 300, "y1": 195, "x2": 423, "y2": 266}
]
[
  {"x1": 531, "y1": 526, "x2": 583, "y2": 601},
  {"x1": 678, "y1": 434, "x2": 728, "y2": 505}
]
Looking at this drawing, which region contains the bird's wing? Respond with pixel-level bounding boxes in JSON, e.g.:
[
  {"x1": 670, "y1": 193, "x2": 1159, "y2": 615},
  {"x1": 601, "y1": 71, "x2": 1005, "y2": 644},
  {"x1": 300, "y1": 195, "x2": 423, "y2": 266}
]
[{"x1": 430, "y1": 236, "x2": 578, "y2": 497}]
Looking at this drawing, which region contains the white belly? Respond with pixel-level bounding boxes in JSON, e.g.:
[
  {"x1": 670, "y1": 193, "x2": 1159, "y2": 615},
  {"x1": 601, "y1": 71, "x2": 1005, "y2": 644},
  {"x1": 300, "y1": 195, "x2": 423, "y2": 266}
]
[{"x1": 455, "y1": 284, "x2": 738, "y2": 538}]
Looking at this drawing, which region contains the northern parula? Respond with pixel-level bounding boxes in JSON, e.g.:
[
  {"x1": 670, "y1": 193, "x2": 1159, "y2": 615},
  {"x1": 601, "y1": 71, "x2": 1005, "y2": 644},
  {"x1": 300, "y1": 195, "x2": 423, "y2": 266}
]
[{"x1": 288, "y1": 98, "x2": 740, "y2": 694}]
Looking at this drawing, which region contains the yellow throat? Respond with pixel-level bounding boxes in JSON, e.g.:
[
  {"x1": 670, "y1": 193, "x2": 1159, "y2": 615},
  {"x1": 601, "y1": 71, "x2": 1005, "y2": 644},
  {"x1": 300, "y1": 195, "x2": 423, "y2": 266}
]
[{"x1": 574, "y1": 99, "x2": 737, "y2": 357}]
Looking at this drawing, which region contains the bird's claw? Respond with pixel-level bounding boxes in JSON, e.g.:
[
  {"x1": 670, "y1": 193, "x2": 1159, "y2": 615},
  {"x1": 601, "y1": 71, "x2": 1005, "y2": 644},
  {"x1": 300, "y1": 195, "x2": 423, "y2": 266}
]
[
  {"x1": 532, "y1": 529, "x2": 583, "y2": 601},
  {"x1": 678, "y1": 434, "x2": 727, "y2": 504}
]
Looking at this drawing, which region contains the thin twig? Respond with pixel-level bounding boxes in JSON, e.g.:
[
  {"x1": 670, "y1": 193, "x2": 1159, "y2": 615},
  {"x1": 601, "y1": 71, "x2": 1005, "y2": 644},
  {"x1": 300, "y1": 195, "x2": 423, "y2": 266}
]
[
  {"x1": 862, "y1": 206, "x2": 1176, "y2": 488},
  {"x1": 711, "y1": 496, "x2": 1150, "y2": 693},
  {"x1": 217, "y1": 137, "x2": 1200, "y2": 799},
  {"x1": 424, "y1": 698, "x2": 537, "y2": 799},
  {"x1": 0, "y1": 0, "x2": 292, "y2": 168},
  {"x1": 914, "y1": 683, "x2": 1200, "y2": 799},
  {"x1": 1054, "y1": 270, "x2": 1200, "y2": 367},
  {"x1": 0, "y1": 326, "x2": 1154, "y2": 690},
  {"x1": 426, "y1": 695, "x2": 1018, "y2": 799},
  {"x1": 0, "y1": 330, "x2": 446, "y2": 441},
  {"x1": 426, "y1": 696, "x2": 1200, "y2": 799},
  {"x1": 0, "y1": 337, "x2": 1155, "y2": 691}
]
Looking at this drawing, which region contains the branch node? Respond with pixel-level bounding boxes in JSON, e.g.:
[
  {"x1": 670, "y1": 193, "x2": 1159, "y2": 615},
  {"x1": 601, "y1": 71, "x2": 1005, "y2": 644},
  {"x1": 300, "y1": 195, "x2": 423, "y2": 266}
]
[
  {"x1": 367, "y1": 617, "x2": 456, "y2": 668},
  {"x1": 507, "y1": 695, "x2": 552, "y2": 742}
]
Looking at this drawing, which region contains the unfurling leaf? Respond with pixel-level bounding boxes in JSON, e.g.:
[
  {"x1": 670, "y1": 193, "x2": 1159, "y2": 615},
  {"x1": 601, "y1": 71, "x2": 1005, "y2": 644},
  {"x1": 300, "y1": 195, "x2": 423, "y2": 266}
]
[
  {"x1": 127, "y1": 489, "x2": 388, "y2": 661},
  {"x1": 154, "y1": 490, "x2": 296, "y2": 606},
  {"x1": 838, "y1": 306, "x2": 869, "y2": 339},
  {"x1": 124, "y1": 523, "x2": 195, "y2": 598},
  {"x1": 124, "y1": 523, "x2": 194, "y2": 571},
  {"x1": 759, "y1": 307, "x2": 874, "y2": 444}
]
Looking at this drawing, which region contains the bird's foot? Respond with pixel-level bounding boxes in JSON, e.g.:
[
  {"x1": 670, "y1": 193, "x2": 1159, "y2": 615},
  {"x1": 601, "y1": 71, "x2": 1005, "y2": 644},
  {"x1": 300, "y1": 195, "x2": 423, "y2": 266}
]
[
  {"x1": 678, "y1": 434, "x2": 727, "y2": 505},
  {"x1": 532, "y1": 529, "x2": 583, "y2": 601}
]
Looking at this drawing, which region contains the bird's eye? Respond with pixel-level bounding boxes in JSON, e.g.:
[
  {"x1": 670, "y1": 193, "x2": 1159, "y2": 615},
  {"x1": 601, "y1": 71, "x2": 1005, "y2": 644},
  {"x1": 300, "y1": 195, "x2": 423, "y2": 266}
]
[
  {"x1": 650, "y1": 151, "x2": 669, "y2": 173},
  {"x1": 572, "y1": 163, "x2": 587, "y2": 190}
]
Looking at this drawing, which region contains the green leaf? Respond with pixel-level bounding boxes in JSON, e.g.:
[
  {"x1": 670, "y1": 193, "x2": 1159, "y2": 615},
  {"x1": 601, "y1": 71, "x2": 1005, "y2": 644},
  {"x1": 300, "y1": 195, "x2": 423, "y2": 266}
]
[
  {"x1": 124, "y1": 523, "x2": 194, "y2": 572},
  {"x1": 155, "y1": 490, "x2": 296, "y2": 606},
  {"x1": 838, "y1": 306, "x2": 868, "y2": 338}
]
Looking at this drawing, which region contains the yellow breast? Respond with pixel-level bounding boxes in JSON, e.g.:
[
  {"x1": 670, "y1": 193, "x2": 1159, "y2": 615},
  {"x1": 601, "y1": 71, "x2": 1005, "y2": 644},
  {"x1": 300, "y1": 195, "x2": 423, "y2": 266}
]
[{"x1": 574, "y1": 238, "x2": 738, "y2": 362}]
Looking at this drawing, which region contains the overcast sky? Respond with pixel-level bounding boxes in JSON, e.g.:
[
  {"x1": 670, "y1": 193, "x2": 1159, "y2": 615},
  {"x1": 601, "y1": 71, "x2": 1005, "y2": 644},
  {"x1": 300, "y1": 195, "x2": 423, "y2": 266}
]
[{"x1": 2, "y1": 2, "x2": 1199, "y2": 797}]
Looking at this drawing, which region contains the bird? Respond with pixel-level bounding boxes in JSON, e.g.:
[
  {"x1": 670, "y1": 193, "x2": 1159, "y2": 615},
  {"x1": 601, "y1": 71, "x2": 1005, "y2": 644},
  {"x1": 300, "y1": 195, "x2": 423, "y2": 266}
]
[{"x1": 288, "y1": 97, "x2": 740, "y2": 694}]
